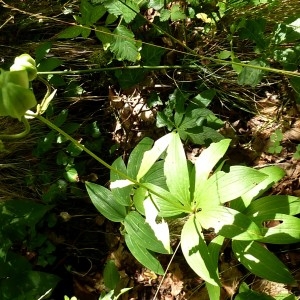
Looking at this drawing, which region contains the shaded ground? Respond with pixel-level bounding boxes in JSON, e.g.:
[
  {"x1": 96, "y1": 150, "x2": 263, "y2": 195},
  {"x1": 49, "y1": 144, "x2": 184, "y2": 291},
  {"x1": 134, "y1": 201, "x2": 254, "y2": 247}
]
[{"x1": 1, "y1": 1, "x2": 300, "y2": 299}]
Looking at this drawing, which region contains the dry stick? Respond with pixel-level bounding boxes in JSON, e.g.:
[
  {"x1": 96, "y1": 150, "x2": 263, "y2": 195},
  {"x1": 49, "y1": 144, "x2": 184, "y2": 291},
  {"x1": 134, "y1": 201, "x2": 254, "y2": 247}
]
[{"x1": 153, "y1": 241, "x2": 182, "y2": 300}]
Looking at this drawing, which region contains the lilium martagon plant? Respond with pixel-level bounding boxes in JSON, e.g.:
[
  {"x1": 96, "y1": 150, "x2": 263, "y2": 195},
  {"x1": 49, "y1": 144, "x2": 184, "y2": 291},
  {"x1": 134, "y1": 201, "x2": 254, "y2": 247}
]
[{"x1": 86, "y1": 132, "x2": 300, "y2": 299}]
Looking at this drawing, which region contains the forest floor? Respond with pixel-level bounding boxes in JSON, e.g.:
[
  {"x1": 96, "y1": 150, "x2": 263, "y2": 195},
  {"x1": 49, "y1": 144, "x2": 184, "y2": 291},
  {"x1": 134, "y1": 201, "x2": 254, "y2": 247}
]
[{"x1": 1, "y1": 1, "x2": 300, "y2": 299}]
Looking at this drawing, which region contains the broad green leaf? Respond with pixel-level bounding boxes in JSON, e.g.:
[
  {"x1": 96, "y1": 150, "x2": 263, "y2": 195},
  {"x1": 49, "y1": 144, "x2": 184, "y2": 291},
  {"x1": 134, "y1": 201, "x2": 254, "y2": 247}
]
[
  {"x1": 85, "y1": 182, "x2": 126, "y2": 222},
  {"x1": 170, "y1": 4, "x2": 186, "y2": 21},
  {"x1": 125, "y1": 234, "x2": 164, "y2": 275},
  {"x1": 111, "y1": 26, "x2": 138, "y2": 62},
  {"x1": 142, "y1": 183, "x2": 189, "y2": 217},
  {"x1": 235, "y1": 290, "x2": 275, "y2": 300},
  {"x1": 231, "y1": 166, "x2": 286, "y2": 212},
  {"x1": 127, "y1": 137, "x2": 153, "y2": 178},
  {"x1": 110, "y1": 156, "x2": 132, "y2": 206},
  {"x1": 252, "y1": 213, "x2": 300, "y2": 244},
  {"x1": 194, "y1": 139, "x2": 231, "y2": 202},
  {"x1": 232, "y1": 240, "x2": 294, "y2": 284},
  {"x1": 197, "y1": 207, "x2": 263, "y2": 240},
  {"x1": 244, "y1": 195, "x2": 300, "y2": 217},
  {"x1": 144, "y1": 197, "x2": 171, "y2": 253},
  {"x1": 238, "y1": 59, "x2": 268, "y2": 87},
  {"x1": 89, "y1": 4, "x2": 106, "y2": 24},
  {"x1": 182, "y1": 126, "x2": 224, "y2": 145},
  {"x1": 124, "y1": 211, "x2": 170, "y2": 254},
  {"x1": 57, "y1": 25, "x2": 83, "y2": 39},
  {"x1": 165, "y1": 132, "x2": 190, "y2": 206},
  {"x1": 133, "y1": 187, "x2": 147, "y2": 215},
  {"x1": 197, "y1": 166, "x2": 267, "y2": 209},
  {"x1": 181, "y1": 215, "x2": 220, "y2": 286},
  {"x1": 137, "y1": 133, "x2": 172, "y2": 181}
]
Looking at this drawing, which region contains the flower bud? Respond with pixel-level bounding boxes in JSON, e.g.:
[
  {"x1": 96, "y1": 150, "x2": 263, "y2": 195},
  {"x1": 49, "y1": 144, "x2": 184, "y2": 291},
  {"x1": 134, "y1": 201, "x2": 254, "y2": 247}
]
[{"x1": 10, "y1": 54, "x2": 37, "y2": 81}]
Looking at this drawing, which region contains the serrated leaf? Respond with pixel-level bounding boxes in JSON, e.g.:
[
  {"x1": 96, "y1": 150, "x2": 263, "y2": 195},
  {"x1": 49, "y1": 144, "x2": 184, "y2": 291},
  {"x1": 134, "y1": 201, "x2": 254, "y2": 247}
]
[
  {"x1": 111, "y1": 25, "x2": 138, "y2": 62},
  {"x1": 102, "y1": 0, "x2": 138, "y2": 23},
  {"x1": 144, "y1": 197, "x2": 171, "y2": 253},
  {"x1": 125, "y1": 234, "x2": 164, "y2": 275},
  {"x1": 57, "y1": 26, "x2": 83, "y2": 39},
  {"x1": 232, "y1": 240, "x2": 294, "y2": 284},
  {"x1": 181, "y1": 215, "x2": 220, "y2": 286},
  {"x1": 170, "y1": 4, "x2": 186, "y2": 21},
  {"x1": 85, "y1": 182, "x2": 126, "y2": 222},
  {"x1": 164, "y1": 132, "x2": 190, "y2": 206},
  {"x1": 95, "y1": 26, "x2": 113, "y2": 48},
  {"x1": 197, "y1": 166, "x2": 267, "y2": 209},
  {"x1": 148, "y1": 0, "x2": 166, "y2": 10},
  {"x1": 137, "y1": 133, "x2": 172, "y2": 181},
  {"x1": 194, "y1": 139, "x2": 231, "y2": 202},
  {"x1": 197, "y1": 207, "x2": 263, "y2": 240},
  {"x1": 124, "y1": 211, "x2": 170, "y2": 254}
]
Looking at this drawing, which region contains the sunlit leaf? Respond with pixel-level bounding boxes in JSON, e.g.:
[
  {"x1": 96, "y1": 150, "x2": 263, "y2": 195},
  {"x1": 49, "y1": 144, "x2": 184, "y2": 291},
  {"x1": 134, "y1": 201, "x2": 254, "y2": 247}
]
[
  {"x1": 232, "y1": 240, "x2": 294, "y2": 284},
  {"x1": 165, "y1": 132, "x2": 190, "y2": 206},
  {"x1": 181, "y1": 215, "x2": 220, "y2": 286}
]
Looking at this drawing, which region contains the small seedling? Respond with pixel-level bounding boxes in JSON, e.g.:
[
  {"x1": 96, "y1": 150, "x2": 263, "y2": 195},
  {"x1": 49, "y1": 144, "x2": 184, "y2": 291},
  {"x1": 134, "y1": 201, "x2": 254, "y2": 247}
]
[{"x1": 267, "y1": 129, "x2": 283, "y2": 154}]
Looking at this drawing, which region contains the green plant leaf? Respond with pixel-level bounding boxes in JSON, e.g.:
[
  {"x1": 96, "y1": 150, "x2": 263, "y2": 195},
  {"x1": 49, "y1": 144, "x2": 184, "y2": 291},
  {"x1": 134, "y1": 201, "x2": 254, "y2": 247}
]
[
  {"x1": 238, "y1": 59, "x2": 268, "y2": 87},
  {"x1": 144, "y1": 197, "x2": 171, "y2": 253},
  {"x1": 140, "y1": 161, "x2": 167, "y2": 189},
  {"x1": 232, "y1": 240, "x2": 294, "y2": 284},
  {"x1": 133, "y1": 187, "x2": 147, "y2": 215},
  {"x1": 124, "y1": 234, "x2": 164, "y2": 275},
  {"x1": 164, "y1": 132, "x2": 190, "y2": 206},
  {"x1": 206, "y1": 236, "x2": 224, "y2": 300},
  {"x1": 142, "y1": 183, "x2": 187, "y2": 217},
  {"x1": 85, "y1": 182, "x2": 126, "y2": 222},
  {"x1": 137, "y1": 133, "x2": 172, "y2": 181},
  {"x1": 181, "y1": 215, "x2": 220, "y2": 286},
  {"x1": 95, "y1": 26, "x2": 113, "y2": 49},
  {"x1": 235, "y1": 290, "x2": 275, "y2": 300},
  {"x1": 127, "y1": 137, "x2": 153, "y2": 178},
  {"x1": 57, "y1": 25, "x2": 83, "y2": 39},
  {"x1": 252, "y1": 213, "x2": 300, "y2": 244},
  {"x1": 111, "y1": 25, "x2": 139, "y2": 62},
  {"x1": 170, "y1": 4, "x2": 186, "y2": 21},
  {"x1": 197, "y1": 166, "x2": 267, "y2": 209},
  {"x1": 231, "y1": 166, "x2": 286, "y2": 212},
  {"x1": 124, "y1": 211, "x2": 170, "y2": 254},
  {"x1": 194, "y1": 139, "x2": 231, "y2": 202},
  {"x1": 110, "y1": 156, "x2": 132, "y2": 206},
  {"x1": 103, "y1": 260, "x2": 120, "y2": 290},
  {"x1": 197, "y1": 207, "x2": 263, "y2": 240},
  {"x1": 244, "y1": 195, "x2": 300, "y2": 217},
  {"x1": 102, "y1": 0, "x2": 138, "y2": 23}
]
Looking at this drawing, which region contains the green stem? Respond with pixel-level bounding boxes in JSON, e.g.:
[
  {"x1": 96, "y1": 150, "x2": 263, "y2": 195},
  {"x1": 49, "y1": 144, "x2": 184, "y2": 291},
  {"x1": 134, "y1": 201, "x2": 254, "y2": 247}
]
[
  {"x1": 37, "y1": 64, "x2": 300, "y2": 78},
  {"x1": 0, "y1": 116, "x2": 31, "y2": 140},
  {"x1": 36, "y1": 114, "x2": 191, "y2": 213}
]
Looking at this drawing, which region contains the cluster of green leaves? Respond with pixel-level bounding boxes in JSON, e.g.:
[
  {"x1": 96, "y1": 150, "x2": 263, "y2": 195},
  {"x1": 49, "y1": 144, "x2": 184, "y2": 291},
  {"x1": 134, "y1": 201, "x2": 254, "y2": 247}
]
[
  {"x1": 267, "y1": 128, "x2": 283, "y2": 154},
  {"x1": 0, "y1": 199, "x2": 59, "y2": 299},
  {"x1": 86, "y1": 132, "x2": 300, "y2": 298},
  {"x1": 155, "y1": 88, "x2": 224, "y2": 144}
]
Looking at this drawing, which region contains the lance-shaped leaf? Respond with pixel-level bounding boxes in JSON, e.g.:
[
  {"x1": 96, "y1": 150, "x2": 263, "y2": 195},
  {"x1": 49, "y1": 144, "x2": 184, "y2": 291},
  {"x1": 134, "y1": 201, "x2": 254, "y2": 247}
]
[
  {"x1": 86, "y1": 182, "x2": 126, "y2": 222},
  {"x1": 181, "y1": 215, "x2": 220, "y2": 286},
  {"x1": 244, "y1": 195, "x2": 300, "y2": 217},
  {"x1": 142, "y1": 183, "x2": 189, "y2": 217},
  {"x1": 127, "y1": 137, "x2": 153, "y2": 178},
  {"x1": 232, "y1": 240, "x2": 294, "y2": 284},
  {"x1": 137, "y1": 133, "x2": 172, "y2": 181},
  {"x1": 165, "y1": 132, "x2": 190, "y2": 206},
  {"x1": 197, "y1": 207, "x2": 263, "y2": 240},
  {"x1": 124, "y1": 211, "x2": 171, "y2": 254},
  {"x1": 251, "y1": 213, "x2": 300, "y2": 244},
  {"x1": 194, "y1": 139, "x2": 231, "y2": 196},
  {"x1": 196, "y1": 166, "x2": 267, "y2": 209},
  {"x1": 110, "y1": 156, "x2": 132, "y2": 206},
  {"x1": 125, "y1": 234, "x2": 164, "y2": 275},
  {"x1": 144, "y1": 197, "x2": 171, "y2": 253},
  {"x1": 231, "y1": 166, "x2": 286, "y2": 212}
]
